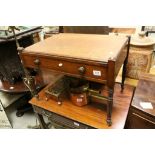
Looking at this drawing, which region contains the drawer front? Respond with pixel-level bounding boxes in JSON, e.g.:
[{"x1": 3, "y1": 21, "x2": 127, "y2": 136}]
[
  {"x1": 33, "y1": 105, "x2": 94, "y2": 129},
  {"x1": 126, "y1": 108, "x2": 155, "y2": 129},
  {"x1": 22, "y1": 55, "x2": 108, "y2": 83},
  {"x1": 33, "y1": 105, "x2": 52, "y2": 117},
  {"x1": 48, "y1": 112, "x2": 94, "y2": 129}
]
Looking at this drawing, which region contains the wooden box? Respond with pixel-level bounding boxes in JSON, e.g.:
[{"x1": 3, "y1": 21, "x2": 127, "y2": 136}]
[{"x1": 125, "y1": 73, "x2": 155, "y2": 129}]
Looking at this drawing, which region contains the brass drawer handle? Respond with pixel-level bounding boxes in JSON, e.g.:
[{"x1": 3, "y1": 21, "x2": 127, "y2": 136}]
[
  {"x1": 78, "y1": 66, "x2": 86, "y2": 75},
  {"x1": 34, "y1": 59, "x2": 40, "y2": 65},
  {"x1": 58, "y1": 63, "x2": 63, "y2": 67},
  {"x1": 34, "y1": 59, "x2": 40, "y2": 73},
  {"x1": 132, "y1": 112, "x2": 155, "y2": 125}
]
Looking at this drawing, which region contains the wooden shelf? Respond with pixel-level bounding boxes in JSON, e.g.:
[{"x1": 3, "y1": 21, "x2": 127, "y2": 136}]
[{"x1": 29, "y1": 83, "x2": 134, "y2": 129}]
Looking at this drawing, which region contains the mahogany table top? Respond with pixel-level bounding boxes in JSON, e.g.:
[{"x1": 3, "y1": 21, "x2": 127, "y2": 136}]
[{"x1": 23, "y1": 33, "x2": 128, "y2": 63}]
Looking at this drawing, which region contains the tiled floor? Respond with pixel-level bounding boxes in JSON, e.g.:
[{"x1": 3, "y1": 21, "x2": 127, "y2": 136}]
[{"x1": 5, "y1": 102, "x2": 38, "y2": 129}]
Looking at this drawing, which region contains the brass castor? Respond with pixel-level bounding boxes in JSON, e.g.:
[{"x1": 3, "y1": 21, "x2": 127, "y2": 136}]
[{"x1": 107, "y1": 119, "x2": 112, "y2": 126}]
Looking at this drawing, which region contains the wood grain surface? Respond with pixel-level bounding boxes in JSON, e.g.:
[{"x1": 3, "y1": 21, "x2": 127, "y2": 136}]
[
  {"x1": 131, "y1": 73, "x2": 155, "y2": 116},
  {"x1": 23, "y1": 33, "x2": 128, "y2": 62},
  {"x1": 29, "y1": 83, "x2": 134, "y2": 129}
]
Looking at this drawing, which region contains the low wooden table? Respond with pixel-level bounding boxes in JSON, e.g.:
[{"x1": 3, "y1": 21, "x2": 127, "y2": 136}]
[
  {"x1": 21, "y1": 33, "x2": 130, "y2": 125},
  {"x1": 29, "y1": 83, "x2": 134, "y2": 129}
]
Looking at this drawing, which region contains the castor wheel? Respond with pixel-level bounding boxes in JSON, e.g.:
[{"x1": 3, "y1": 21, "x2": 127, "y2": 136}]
[
  {"x1": 121, "y1": 84, "x2": 124, "y2": 93},
  {"x1": 16, "y1": 105, "x2": 32, "y2": 117},
  {"x1": 107, "y1": 119, "x2": 112, "y2": 126},
  {"x1": 16, "y1": 111, "x2": 24, "y2": 117}
]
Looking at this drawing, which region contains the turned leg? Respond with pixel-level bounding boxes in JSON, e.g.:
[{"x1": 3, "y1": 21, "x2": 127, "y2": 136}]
[
  {"x1": 32, "y1": 106, "x2": 48, "y2": 129},
  {"x1": 121, "y1": 36, "x2": 131, "y2": 92},
  {"x1": 106, "y1": 89, "x2": 114, "y2": 126},
  {"x1": 35, "y1": 113, "x2": 48, "y2": 129},
  {"x1": 121, "y1": 58, "x2": 127, "y2": 92}
]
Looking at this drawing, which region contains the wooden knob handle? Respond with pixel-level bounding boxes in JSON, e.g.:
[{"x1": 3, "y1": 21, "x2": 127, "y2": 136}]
[
  {"x1": 78, "y1": 66, "x2": 86, "y2": 74},
  {"x1": 34, "y1": 59, "x2": 40, "y2": 65}
]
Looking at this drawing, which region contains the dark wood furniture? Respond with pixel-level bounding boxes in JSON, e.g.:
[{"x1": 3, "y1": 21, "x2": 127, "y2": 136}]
[
  {"x1": 0, "y1": 26, "x2": 42, "y2": 88},
  {"x1": 45, "y1": 26, "x2": 109, "y2": 39},
  {"x1": 30, "y1": 83, "x2": 134, "y2": 129},
  {"x1": 0, "y1": 81, "x2": 29, "y2": 94},
  {"x1": 0, "y1": 26, "x2": 42, "y2": 116},
  {"x1": 125, "y1": 73, "x2": 155, "y2": 129},
  {"x1": 21, "y1": 33, "x2": 130, "y2": 125},
  {"x1": 59, "y1": 26, "x2": 110, "y2": 34}
]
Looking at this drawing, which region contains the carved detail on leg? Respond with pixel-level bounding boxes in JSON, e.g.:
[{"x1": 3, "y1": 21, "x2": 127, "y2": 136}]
[{"x1": 107, "y1": 89, "x2": 113, "y2": 126}]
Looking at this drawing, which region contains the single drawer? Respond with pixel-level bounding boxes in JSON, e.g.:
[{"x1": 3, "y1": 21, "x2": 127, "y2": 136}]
[
  {"x1": 33, "y1": 105, "x2": 94, "y2": 129},
  {"x1": 126, "y1": 107, "x2": 155, "y2": 129},
  {"x1": 22, "y1": 54, "x2": 108, "y2": 83},
  {"x1": 48, "y1": 112, "x2": 94, "y2": 129},
  {"x1": 33, "y1": 106, "x2": 52, "y2": 117}
]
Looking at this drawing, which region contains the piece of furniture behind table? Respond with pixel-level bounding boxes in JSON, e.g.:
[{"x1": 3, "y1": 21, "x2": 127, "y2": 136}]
[
  {"x1": 0, "y1": 26, "x2": 42, "y2": 116},
  {"x1": 141, "y1": 26, "x2": 155, "y2": 37},
  {"x1": 44, "y1": 26, "x2": 110, "y2": 39},
  {"x1": 0, "y1": 26, "x2": 42, "y2": 84},
  {"x1": 60, "y1": 26, "x2": 110, "y2": 34},
  {"x1": 110, "y1": 27, "x2": 136, "y2": 34},
  {"x1": 21, "y1": 33, "x2": 130, "y2": 126},
  {"x1": 125, "y1": 73, "x2": 155, "y2": 129},
  {"x1": 126, "y1": 32, "x2": 155, "y2": 79}
]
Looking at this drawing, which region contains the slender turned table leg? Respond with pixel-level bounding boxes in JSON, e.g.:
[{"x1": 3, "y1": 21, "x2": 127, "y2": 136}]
[
  {"x1": 121, "y1": 58, "x2": 127, "y2": 91},
  {"x1": 32, "y1": 106, "x2": 48, "y2": 129},
  {"x1": 35, "y1": 113, "x2": 48, "y2": 129},
  {"x1": 107, "y1": 59, "x2": 115, "y2": 126},
  {"x1": 107, "y1": 89, "x2": 114, "y2": 126},
  {"x1": 121, "y1": 36, "x2": 131, "y2": 92}
]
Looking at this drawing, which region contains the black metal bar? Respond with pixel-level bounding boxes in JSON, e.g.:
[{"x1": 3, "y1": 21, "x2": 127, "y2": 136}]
[
  {"x1": 141, "y1": 26, "x2": 145, "y2": 31},
  {"x1": 121, "y1": 36, "x2": 131, "y2": 92}
]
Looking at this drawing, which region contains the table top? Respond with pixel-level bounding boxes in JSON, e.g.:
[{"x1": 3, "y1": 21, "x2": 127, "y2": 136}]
[
  {"x1": 29, "y1": 83, "x2": 134, "y2": 129},
  {"x1": 132, "y1": 73, "x2": 155, "y2": 117},
  {"x1": 23, "y1": 33, "x2": 128, "y2": 63},
  {"x1": 0, "y1": 80, "x2": 29, "y2": 94}
]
